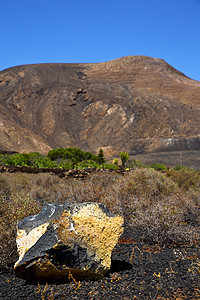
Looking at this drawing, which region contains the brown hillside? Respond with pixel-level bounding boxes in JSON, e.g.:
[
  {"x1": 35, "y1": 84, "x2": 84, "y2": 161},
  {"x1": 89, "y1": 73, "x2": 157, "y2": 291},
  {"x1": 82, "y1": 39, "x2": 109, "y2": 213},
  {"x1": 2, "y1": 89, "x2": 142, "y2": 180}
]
[{"x1": 0, "y1": 56, "x2": 200, "y2": 167}]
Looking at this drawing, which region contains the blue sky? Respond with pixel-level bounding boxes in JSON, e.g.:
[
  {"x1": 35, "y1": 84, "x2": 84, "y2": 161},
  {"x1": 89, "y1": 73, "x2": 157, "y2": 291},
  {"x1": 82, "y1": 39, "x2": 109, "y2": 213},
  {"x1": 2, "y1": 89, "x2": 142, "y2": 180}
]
[{"x1": 1, "y1": 0, "x2": 200, "y2": 80}]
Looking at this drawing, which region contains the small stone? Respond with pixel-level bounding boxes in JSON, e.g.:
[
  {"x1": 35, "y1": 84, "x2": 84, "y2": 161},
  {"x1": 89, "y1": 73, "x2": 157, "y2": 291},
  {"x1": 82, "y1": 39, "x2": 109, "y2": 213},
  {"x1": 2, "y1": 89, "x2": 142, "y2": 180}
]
[{"x1": 14, "y1": 202, "x2": 124, "y2": 281}]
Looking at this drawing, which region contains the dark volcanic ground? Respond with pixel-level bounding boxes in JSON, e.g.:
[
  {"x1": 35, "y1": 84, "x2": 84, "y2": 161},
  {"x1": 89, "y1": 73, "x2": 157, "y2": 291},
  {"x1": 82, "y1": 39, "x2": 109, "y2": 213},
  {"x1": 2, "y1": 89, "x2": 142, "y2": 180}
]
[{"x1": 1, "y1": 226, "x2": 200, "y2": 300}]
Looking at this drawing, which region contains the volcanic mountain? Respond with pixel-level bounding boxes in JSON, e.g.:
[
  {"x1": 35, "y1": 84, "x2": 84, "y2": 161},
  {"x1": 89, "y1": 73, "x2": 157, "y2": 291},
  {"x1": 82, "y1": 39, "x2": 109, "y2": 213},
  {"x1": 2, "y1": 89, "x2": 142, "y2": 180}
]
[{"x1": 0, "y1": 56, "x2": 200, "y2": 167}]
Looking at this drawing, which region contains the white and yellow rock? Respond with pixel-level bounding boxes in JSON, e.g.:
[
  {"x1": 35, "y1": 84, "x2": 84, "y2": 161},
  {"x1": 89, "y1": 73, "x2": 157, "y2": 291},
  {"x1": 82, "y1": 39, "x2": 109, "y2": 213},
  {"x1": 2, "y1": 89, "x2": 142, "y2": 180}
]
[{"x1": 14, "y1": 202, "x2": 124, "y2": 281}]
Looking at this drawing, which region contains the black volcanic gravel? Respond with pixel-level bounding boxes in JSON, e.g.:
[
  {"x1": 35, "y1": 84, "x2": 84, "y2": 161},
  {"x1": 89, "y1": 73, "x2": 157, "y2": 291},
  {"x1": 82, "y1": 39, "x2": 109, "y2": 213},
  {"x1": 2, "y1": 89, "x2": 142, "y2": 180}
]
[{"x1": 1, "y1": 226, "x2": 200, "y2": 299}]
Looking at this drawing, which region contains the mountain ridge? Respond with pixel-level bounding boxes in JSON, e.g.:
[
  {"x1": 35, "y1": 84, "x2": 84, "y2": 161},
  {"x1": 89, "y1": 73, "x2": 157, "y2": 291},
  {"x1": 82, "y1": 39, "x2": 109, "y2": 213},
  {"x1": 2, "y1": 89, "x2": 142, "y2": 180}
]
[{"x1": 0, "y1": 56, "x2": 200, "y2": 167}]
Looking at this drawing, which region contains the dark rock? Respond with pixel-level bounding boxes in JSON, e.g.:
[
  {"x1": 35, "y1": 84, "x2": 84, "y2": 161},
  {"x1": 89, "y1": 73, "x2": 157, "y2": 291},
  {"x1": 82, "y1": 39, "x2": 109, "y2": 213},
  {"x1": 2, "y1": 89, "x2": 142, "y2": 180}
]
[{"x1": 14, "y1": 203, "x2": 124, "y2": 281}]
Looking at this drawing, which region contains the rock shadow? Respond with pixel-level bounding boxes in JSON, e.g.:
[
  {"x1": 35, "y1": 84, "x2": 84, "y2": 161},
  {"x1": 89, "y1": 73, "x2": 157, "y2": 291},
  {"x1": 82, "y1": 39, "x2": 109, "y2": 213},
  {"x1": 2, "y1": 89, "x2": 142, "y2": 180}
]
[
  {"x1": 24, "y1": 260, "x2": 133, "y2": 285},
  {"x1": 108, "y1": 259, "x2": 133, "y2": 274}
]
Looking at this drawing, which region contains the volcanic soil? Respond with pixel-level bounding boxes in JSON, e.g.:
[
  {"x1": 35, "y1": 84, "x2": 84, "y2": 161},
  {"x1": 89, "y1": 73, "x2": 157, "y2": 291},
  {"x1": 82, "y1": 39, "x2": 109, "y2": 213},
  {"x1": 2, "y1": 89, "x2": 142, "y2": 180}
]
[{"x1": 1, "y1": 222, "x2": 200, "y2": 299}]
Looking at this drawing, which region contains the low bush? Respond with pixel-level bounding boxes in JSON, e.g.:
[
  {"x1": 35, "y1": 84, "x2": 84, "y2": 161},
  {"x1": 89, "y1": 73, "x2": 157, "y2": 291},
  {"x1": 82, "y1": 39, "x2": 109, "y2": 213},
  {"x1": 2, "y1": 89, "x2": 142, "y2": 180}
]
[
  {"x1": 126, "y1": 194, "x2": 199, "y2": 244},
  {"x1": 119, "y1": 152, "x2": 129, "y2": 167},
  {"x1": 173, "y1": 164, "x2": 187, "y2": 170},
  {"x1": 76, "y1": 160, "x2": 101, "y2": 169},
  {"x1": 116, "y1": 168, "x2": 199, "y2": 244},
  {"x1": 125, "y1": 159, "x2": 145, "y2": 169},
  {"x1": 57, "y1": 159, "x2": 74, "y2": 169},
  {"x1": 167, "y1": 168, "x2": 200, "y2": 206},
  {"x1": 47, "y1": 147, "x2": 98, "y2": 165},
  {"x1": 167, "y1": 168, "x2": 200, "y2": 191},
  {"x1": 103, "y1": 163, "x2": 120, "y2": 170},
  {"x1": 148, "y1": 162, "x2": 167, "y2": 171},
  {"x1": 121, "y1": 168, "x2": 178, "y2": 199},
  {"x1": 0, "y1": 153, "x2": 30, "y2": 167}
]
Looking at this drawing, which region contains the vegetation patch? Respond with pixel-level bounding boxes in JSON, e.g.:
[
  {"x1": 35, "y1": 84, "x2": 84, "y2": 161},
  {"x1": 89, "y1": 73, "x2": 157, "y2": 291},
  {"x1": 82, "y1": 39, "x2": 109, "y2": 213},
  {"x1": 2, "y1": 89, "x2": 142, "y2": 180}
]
[
  {"x1": 0, "y1": 166, "x2": 199, "y2": 276},
  {"x1": 0, "y1": 147, "x2": 119, "y2": 170}
]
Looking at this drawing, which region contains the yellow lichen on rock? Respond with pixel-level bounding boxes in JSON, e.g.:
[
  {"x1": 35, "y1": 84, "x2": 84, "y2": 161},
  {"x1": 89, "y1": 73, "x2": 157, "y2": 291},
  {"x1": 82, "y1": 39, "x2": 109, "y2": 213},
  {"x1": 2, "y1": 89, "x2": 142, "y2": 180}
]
[{"x1": 56, "y1": 203, "x2": 124, "y2": 270}]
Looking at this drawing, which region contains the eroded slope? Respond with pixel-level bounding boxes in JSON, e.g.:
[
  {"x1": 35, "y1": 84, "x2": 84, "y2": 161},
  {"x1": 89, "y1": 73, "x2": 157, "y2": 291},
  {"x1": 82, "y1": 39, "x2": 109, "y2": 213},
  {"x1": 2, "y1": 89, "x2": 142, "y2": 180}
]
[{"x1": 0, "y1": 56, "x2": 200, "y2": 166}]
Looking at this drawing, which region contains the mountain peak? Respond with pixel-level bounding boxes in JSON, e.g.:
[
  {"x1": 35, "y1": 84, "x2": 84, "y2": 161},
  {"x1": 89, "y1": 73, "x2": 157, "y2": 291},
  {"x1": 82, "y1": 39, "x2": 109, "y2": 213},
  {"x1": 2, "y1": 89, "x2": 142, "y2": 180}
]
[{"x1": 0, "y1": 56, "x2": 200, "y2": 168}]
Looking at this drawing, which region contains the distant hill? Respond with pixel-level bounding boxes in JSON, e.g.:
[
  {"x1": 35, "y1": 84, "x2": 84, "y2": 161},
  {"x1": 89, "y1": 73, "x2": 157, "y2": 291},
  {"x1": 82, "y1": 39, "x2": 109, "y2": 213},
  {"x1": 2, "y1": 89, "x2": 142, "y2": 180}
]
[{"x1": 0, "y1": 56, "x2": 200, "y2": 168}]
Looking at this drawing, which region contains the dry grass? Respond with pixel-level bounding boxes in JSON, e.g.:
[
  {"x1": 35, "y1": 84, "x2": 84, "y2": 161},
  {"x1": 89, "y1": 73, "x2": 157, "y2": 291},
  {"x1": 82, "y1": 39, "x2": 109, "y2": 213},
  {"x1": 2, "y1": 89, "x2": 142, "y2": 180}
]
[
  {"x1": 167, "y1": 168, "x2": 200, "y2": 206},
  {"x1": 0, "y1": 168, "x2": 199, "y2": 273},
  {"x1": 116, "y1": 168, "x2": 199, "y2": 244}
]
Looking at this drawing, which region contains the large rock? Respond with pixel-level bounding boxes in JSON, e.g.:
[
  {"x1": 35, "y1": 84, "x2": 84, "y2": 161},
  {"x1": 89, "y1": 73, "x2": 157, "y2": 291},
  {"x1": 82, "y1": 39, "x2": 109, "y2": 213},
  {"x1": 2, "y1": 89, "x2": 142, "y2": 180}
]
[{"x1": 14, "y1": 202, "x2": 124, "y2": 281}]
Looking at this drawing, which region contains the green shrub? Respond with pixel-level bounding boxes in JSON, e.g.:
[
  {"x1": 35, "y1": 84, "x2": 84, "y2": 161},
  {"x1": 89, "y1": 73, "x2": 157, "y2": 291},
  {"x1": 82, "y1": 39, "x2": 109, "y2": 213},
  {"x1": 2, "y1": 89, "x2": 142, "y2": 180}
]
[
  {"x1": 27, "y1": 152, "x2": 44, "y2": 164},
  {"x1": 32, "y1": 157, "x2": 58, "y2": 168},
  {"x1": 173, "y1": 164, "x2": 187, "y2": 170},
  {"x1": 0, "y1": 152, "x2": 57, "y2": 168},
  {"x1": 0, "y1": 153, "x2": 30, "y2": 166},
  {"x1": 119, "y1": 151, "x2": 129, "y2": 167},
  {"x1": 103, "y1": 163, "x2": 120, "y2": 170},
  {"x1": 148, "y1": 162, "x2": 167, "y2": 171},
  {"x1": 57, "y1": 160, "x2": 73, "y2": 169},
  {"x1": 76, "y1": 160, "x2": 101, "y2": 169},
  {"x1": 113, "y1": 158, "x2": 118, "y2": 165},
  {"x1": 47, "y1": 147, "x2": 98, "y2": 166}
]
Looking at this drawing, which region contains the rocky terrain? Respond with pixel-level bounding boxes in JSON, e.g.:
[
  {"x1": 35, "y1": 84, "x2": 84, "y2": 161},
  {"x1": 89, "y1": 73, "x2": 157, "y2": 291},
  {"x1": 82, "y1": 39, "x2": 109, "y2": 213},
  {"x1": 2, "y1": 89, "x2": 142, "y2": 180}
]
[{"x1": 0, "y1": 56, "x2": 200, "y2": 167}]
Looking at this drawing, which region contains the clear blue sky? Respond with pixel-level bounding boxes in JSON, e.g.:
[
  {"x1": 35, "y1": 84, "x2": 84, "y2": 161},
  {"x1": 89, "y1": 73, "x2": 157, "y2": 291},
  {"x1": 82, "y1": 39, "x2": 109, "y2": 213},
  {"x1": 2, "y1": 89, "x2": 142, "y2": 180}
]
[{"x1": 1, "y1": 0, "x2": 200, "y2": 80}]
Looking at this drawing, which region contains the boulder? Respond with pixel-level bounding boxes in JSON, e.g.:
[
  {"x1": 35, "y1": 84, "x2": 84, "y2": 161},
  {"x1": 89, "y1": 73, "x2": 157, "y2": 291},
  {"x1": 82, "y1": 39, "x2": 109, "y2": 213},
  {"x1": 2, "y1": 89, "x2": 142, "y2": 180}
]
[{"x1": 14, "y1": 202, "x2": 124, "y2": 281}]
